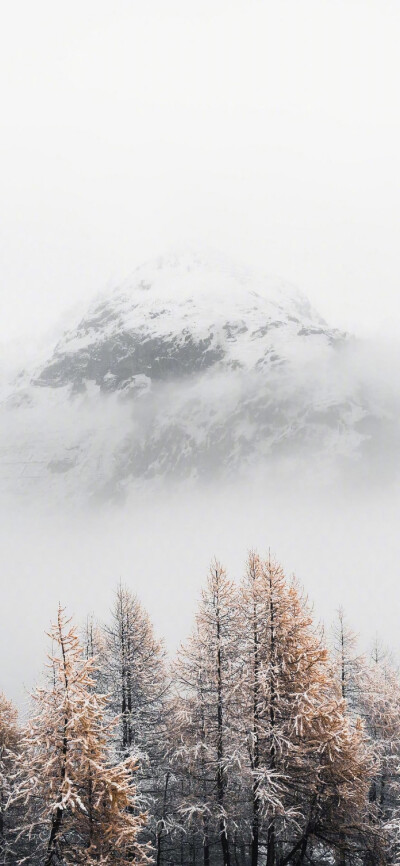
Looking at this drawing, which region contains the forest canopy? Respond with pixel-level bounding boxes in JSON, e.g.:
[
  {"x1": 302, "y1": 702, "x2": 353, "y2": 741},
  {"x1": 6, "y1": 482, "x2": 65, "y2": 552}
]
[{"x1": 0, "y1": 553, "x2": 398, "y2": 866}]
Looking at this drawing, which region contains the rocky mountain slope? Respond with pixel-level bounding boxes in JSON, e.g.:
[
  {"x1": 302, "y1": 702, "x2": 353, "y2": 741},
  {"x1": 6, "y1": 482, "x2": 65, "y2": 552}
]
[{"x1": 0, "y1": 252, "x2": 394, "y2": 503}]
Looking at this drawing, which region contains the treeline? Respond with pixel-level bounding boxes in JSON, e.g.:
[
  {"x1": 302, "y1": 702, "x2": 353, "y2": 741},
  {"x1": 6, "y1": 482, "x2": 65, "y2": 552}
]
[{"x1": 0, "y1": 553, "x2": 400, "y2": 865}]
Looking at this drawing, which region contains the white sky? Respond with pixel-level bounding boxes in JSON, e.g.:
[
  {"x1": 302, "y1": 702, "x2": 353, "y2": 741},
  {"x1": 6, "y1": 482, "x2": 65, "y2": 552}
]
[{"x1": 1, "y1": 0, "x2": 400, "y2": 344}]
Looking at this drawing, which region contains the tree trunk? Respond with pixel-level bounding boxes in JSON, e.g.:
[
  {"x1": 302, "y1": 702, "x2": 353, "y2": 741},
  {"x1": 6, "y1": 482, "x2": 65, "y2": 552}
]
[
  {"x1": 126, "y1": 622, "x2": 133, "y2": 747},
  {"x1": 233, "y1": 831, "x2": 240, "y2": 866},
  {"x1": 266, "y1": 568, "x2": 276, "y2": 866},
  {"x1": 45, "y1": 620, "x2": 69, "y2": 865},
  {"x1": 294, "y1": 835, "x2": 308, "y2": 866},
  {"x1": 251, "y1": 580, "x2": 260, "y2": 866},
  {"x1": 266, "y1": 822, "x2": 275, "y2": 866},
  {"x1": 216, "y1": 589, "x2": 231, "y2": 866},
  {"x1": 203, "y1": 819, "x2": 210, "y2": 866},
  {"x1": 190, "y1": 835, "x2": 197, "y2": 866},
  {"x1": 156, "y1": 771, "x2": 170, "y2": 866},
  {"x1": 199, "y1": 681, "x2": 210, "y2": 866},
  {"x1": 0, "y1": 802, "x2": 4, "y2": 848}
]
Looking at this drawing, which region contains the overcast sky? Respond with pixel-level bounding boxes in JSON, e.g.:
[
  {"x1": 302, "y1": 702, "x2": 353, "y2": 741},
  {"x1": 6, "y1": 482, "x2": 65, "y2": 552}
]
[{"x1": 1, "y1": 0, "x2": 400, "y2": 345}]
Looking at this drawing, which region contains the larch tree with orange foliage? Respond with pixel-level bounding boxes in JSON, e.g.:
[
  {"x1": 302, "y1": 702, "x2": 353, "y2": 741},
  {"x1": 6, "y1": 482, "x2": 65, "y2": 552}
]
[
  {"x1": 237, "y1": 552, "x2": 376, "y2": 866},
  {"x1": 13, "y1": 606, "x2": 149, "y2": 866}
]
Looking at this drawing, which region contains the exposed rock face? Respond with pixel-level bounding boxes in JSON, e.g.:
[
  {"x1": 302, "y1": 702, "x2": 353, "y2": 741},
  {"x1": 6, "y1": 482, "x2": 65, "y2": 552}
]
[{"x1": 0, "y1": 251, "x2": 395, "y2": 502}]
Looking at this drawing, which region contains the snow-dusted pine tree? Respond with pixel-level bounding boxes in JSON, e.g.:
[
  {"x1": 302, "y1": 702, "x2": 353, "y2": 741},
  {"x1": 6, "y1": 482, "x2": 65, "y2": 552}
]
[
  {"x1": 0, "y1": 692, "x2": 20, "y2": 864},
  {"x1": 101, "y1": 584, "x2": 171, "y2": 861},
  {"x1": 172, "y1": 560, "x2": 242, "y2": 866},
  {"x1": 331, "y1": 606, "x2": 365, "y2": 713},
  {"x1": 360, "y1": 652, "x2": 400, "y2": 865},
  {"x1": 83, "y1": 614, "x2": 105, "y2": 664},
  {"x1": 237, "y1": 551, "x2": 269, "y2": 866},
  {"x1": 14, "y1": 606, "x2": 149, "y2": 866}
]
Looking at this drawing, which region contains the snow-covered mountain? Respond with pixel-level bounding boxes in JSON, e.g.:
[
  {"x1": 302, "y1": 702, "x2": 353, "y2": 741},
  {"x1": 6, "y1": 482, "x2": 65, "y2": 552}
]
[
  {"x1": 34, "y1": 251, "x2": 341, "y2": 389},
  {"x1": 0, "y1": 252, "x2": 395, "y2": 503}
]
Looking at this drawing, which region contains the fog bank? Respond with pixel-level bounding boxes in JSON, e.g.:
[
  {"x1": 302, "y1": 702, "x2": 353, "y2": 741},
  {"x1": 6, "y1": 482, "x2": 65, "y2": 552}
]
[{"x1": 1, "y1": 476, "x2": 399, "y2": 711}]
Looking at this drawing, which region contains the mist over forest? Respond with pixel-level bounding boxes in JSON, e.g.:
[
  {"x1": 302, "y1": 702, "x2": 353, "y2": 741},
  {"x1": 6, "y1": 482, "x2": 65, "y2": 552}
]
[
  {"x1": 2, "y1": 2, "x2": 400, "y2": 862},
  {"x1": 1, "y1": 259, "x2": 400, "y2": 866},
  {"x1": 1, "y1": 351, "x2": 400, "y2": 708}
]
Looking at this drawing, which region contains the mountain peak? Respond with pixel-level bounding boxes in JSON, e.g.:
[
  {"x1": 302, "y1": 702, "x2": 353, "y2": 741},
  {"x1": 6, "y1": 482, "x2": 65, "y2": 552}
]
[
  {"x1": 119, "y1": 246, "x2": 320, "y2": 318},
  {"x1": 0, "y1": 252, "x2": 365, "y2": 503},
  {"x1": 32, "y1": 250, "x2": 338, "y2": 394}
]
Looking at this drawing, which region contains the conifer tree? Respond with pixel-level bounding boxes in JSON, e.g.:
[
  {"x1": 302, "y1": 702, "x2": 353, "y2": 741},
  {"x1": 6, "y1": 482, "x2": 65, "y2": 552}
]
[
  {"x1": 173, "y1": 561, "x2": 241, "y2": 866},
  {"x1": 332, "y1": 607, "x2": 365, "y2": 713},
  {"x1": 101, "y1": 584, "x2": 171, "y2": 860},
  {"x1": 360, "y1": 652, "x2": 400, "y2": 864},
  {"x1": 3, "y1": 550, "x2": 394, "y2": 866},
  {"x1": 0, "y1": 692, "x2": 19, "y2": 864},
  {"x1": 237, "y1": 553, "x2": 374, "y2": 866},
  {"x1": 83, "y1": 614, "x2": 104, "y2": 664},
  {"x1": 14, "y1": 606, "x2": 149, "y2": 865}
]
